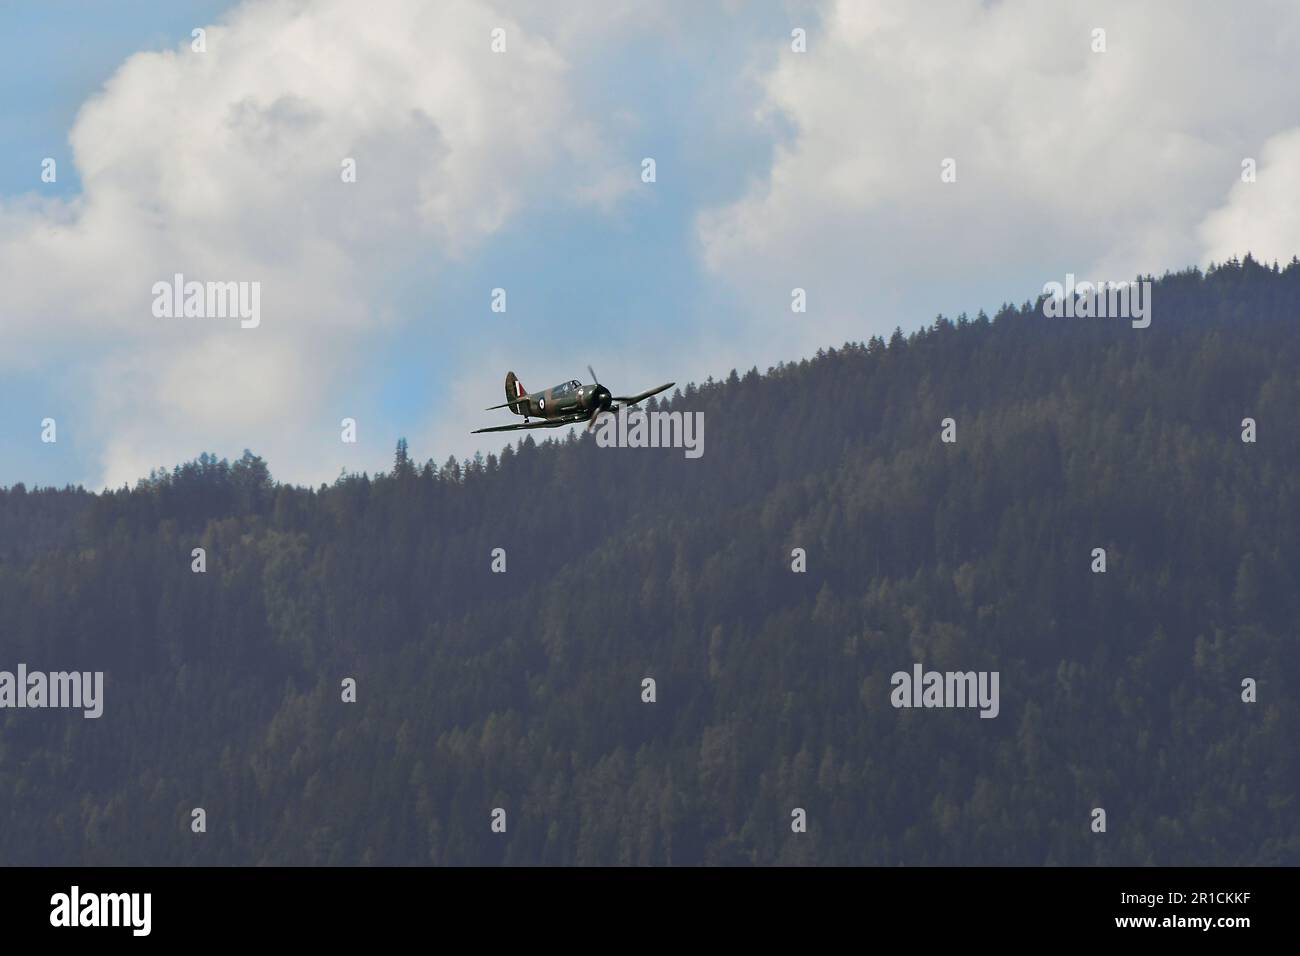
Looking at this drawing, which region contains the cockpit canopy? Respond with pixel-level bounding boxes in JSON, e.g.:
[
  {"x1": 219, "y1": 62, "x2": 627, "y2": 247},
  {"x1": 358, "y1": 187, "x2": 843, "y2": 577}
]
[{"x1": 554, "y1": 379, "x2": 582, "y2": 396}]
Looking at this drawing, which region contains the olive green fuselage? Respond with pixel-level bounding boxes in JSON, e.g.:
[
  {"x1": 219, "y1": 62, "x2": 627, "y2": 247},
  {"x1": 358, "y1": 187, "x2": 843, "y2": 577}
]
[{"x1": 505, "y1": 373, "x2": 606, "y2": 421}]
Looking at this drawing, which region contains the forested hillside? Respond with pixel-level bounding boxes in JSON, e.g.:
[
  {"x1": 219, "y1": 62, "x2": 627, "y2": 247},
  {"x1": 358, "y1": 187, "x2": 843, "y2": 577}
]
[{"x1": 1, "y1": 257, "x2": 1298, "y2": 865}]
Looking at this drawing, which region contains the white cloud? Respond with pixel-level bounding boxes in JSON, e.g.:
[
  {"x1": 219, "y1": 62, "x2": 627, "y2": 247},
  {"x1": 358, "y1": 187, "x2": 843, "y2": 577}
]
[
  {"x1": 1199, "y1": 127, "x2": 1300, "y2": 266},
  {"x1": 0, "y1": 0, "x2": 630, "y2": 487},
  {"x1": 698, "y1": 0, "x2": 1300, "y2": 363}
]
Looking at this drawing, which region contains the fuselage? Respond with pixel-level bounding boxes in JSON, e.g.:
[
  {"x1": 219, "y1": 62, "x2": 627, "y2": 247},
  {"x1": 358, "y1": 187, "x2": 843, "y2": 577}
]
[{"x1": 516, "y1": 380, "x2": 600, "y2": 419}]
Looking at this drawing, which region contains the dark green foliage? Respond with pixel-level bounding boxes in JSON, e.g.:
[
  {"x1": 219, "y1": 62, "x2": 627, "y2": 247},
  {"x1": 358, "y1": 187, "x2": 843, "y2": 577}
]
[{"x1": 1, "y1": 258, "x2": 1297, "y2": 865}]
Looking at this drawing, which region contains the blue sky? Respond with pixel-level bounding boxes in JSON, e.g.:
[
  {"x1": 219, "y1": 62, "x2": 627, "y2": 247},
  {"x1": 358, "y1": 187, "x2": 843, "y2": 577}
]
[{"x1": 2, "y1": 1, "x2": 1295, "y2": 488}]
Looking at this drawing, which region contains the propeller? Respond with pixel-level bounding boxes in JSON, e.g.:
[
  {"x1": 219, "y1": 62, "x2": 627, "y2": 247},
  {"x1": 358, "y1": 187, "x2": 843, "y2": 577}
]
[
  {"x1": 586, "y1": 382, "x2": 613, "y2": 430},
  {"x1": 585, "y1": 365, "x2": 607, "y2": 430}
]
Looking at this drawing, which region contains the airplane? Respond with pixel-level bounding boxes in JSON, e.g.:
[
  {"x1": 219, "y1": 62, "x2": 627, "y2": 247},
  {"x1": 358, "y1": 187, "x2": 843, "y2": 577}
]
[{"x1": 472, "y1": 367, "x2": 675, "y2": 434}]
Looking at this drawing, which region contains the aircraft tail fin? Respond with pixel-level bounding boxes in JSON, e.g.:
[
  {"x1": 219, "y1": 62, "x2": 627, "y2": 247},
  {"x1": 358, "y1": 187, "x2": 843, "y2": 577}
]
[{"x1": 504, "y1": 371, "x2": 527, "y2": 414}]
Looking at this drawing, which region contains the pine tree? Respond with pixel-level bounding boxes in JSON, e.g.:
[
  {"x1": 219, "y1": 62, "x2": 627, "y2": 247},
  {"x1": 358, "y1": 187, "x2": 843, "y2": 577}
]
[{"x1": 393, "y1": 438, "x2": 414, "y2": 479}]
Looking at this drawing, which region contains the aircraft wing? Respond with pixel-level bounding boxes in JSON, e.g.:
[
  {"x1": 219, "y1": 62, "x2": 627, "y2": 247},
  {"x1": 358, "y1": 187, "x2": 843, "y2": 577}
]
[
  {"x1": 472, "y1": 416, "x2": 587, "y2": 434},
  {"x1": 611, "y1": 382, "x2": 675, "y2": 405}
]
